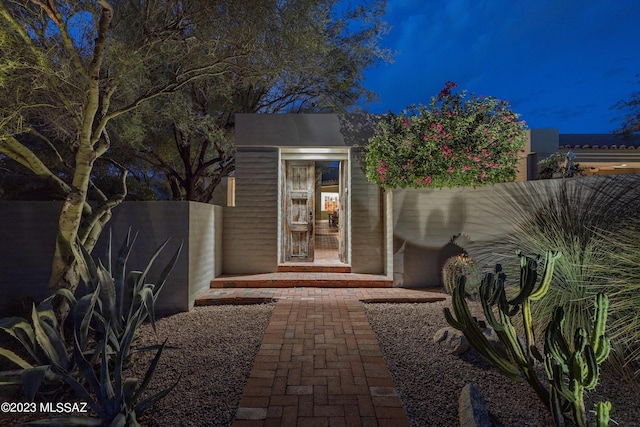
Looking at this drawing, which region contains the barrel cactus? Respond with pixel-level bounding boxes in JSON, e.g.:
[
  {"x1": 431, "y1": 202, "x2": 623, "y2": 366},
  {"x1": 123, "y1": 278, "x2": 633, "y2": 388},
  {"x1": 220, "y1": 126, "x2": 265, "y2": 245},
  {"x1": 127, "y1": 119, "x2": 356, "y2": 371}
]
[{"x1": 442, "y1": 254, "x2": 481, "y2": 295}]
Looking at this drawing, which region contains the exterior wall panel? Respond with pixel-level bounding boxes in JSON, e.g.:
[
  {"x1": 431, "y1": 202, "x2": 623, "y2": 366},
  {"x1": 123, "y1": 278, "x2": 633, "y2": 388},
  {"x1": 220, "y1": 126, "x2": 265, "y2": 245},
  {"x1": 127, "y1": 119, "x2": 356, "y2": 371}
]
[
  {"x1": 392, "y1": 179, "x2": 564, "y2": 287},
  {"x1": 350, "y1": 159, "x2": 384, "y2": 274},
  {"x1": 222, "y1": 148, "x2": 279, "y2": 273},
  {"x1": 0, "y1": 201, "x2": 220, "y2": 315}
]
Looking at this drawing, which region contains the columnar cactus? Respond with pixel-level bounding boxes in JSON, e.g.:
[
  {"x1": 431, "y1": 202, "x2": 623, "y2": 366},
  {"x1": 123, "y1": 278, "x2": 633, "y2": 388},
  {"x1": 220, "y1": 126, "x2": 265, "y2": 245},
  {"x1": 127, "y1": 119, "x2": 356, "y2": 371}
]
[
  {"x1": 444, "y1": 251, "x2": 612, "y2": 427},
  {"x1": 544, "y1": 293, "x2": 611, "y2": 427}
]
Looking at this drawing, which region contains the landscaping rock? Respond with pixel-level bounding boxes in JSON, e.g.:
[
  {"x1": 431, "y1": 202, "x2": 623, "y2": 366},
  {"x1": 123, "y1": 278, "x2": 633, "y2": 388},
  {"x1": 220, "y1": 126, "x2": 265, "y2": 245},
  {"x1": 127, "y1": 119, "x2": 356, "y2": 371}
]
[
  {"x1": 433, "y1": 323, "x2": 509, "y2": 358},
  {"x1": 458, "y1": 383, "x2": 491, "y2": 427},
  {"x1": 433, "y1": 326, "x2": 470, "y2": 355}
]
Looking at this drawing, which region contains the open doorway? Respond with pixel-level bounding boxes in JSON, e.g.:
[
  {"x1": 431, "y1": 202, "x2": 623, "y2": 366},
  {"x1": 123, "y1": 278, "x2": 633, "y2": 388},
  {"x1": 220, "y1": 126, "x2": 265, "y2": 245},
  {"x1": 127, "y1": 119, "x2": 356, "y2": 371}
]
[
  {"x1": 279, "y1": 148, "x2": 350, "y2": 267},
  {"x1": 315, "y1": 161, "x2": 341, "y2": 264}
]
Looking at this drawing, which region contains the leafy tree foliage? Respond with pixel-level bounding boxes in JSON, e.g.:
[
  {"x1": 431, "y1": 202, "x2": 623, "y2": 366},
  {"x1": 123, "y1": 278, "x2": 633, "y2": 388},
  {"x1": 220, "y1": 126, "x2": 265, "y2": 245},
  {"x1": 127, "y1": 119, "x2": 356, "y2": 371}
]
[
  {"x1": 611, "y1": 77, "x2": 640, "y2": 141},
  {"x1": 108, "y1": 0, "x2": 391, "y2": 202},
  {"x1": 0, "y1": 0, "x2": 391, "y2": 322}
]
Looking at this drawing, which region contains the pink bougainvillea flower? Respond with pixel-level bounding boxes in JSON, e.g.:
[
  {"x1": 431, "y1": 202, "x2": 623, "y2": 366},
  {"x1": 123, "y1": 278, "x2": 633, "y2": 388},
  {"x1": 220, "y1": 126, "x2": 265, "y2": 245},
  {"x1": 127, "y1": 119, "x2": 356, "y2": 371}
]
[
  {"x1": 424, "y1": 176, "x2": 432, "y2": 186},
  {"x1": 403, "y1": 119, "x2": 410, "y2": 127},
  {"x1": 448, "y1": 166, "x2": 454, "y2": 173},
  {"x1": 462, "y1": 165, "x2": 471, "y2": 171},
  {"x1": 437, "y1": 81, "x2": 458, "y2": 101}
]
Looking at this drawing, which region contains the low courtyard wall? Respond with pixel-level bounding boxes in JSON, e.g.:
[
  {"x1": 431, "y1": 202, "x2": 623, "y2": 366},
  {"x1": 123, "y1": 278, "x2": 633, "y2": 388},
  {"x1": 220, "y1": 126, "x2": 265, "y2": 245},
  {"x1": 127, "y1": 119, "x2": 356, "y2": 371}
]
[
  {"x1": 392, "y1": 179, "x2": 563, "y2": 288},
  {"x1": 0, "y1": 201, "x2": 221, "y2": 316}
]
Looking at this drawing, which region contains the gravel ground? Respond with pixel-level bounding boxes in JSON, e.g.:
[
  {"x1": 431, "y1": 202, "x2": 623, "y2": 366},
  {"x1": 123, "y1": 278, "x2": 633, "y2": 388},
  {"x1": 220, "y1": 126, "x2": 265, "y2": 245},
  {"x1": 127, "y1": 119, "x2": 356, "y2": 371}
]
[
  {"x1": 364, "y1": 301, "x2": 640, "y2": 427},
  {"x1": 2, "y1": 300, "x2": 638, "y2": 426},
  {"x1": 132, "y1": 303, "x2": 276, "y2": 427}
]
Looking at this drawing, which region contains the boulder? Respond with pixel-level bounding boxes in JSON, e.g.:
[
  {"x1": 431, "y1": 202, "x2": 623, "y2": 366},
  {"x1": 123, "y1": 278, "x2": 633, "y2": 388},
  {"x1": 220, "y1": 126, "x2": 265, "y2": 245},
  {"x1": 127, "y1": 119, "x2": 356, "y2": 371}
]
[
  {"x1": 434, "y1": 324, "x2": 510, "y2": 358},
  {"x1": 458, "y1": 383, "x2": 491, "y2": 427},
  {"x1": 433, "y1": 326, "x2": 470, "y2": 355}
]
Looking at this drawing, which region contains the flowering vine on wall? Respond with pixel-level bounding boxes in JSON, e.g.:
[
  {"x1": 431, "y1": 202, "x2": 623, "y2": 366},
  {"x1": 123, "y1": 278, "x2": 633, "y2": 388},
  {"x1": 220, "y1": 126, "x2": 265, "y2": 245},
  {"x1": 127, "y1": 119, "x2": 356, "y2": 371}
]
[{"x1": 365, "y1": 82, "x2": 527, "y2": 189}]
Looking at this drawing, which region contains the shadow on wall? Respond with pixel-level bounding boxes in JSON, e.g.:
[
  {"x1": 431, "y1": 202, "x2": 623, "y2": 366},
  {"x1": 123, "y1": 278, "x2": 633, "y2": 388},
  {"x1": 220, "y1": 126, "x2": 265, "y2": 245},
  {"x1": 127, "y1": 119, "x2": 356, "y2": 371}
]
[{"x1": 393, "y1": 192, "x2": 468, "y2": 287}]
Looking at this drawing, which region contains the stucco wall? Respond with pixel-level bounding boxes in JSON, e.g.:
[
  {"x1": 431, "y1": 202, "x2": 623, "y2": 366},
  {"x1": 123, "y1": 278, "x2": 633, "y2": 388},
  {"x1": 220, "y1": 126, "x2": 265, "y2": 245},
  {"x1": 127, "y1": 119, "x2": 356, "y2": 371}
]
[
  {"x1": 0, "y1": 202, "x2": 61, "y2": 314},
  {"x1": 392, "y1": 179, "x2": 563, "y2": 288},
  {"x1": 222, "y1": 147, "x2": 279, "y2": 273},
  {"x1": 0, "y1": 201, "x2": 220, "y2": 315}
]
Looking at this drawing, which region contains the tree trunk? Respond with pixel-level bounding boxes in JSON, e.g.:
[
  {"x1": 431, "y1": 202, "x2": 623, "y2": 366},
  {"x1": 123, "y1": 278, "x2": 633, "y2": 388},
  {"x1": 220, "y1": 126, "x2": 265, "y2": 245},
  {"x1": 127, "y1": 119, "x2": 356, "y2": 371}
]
[{"x1": 49, "y1": 142, "x2": 95, "y2": 324}]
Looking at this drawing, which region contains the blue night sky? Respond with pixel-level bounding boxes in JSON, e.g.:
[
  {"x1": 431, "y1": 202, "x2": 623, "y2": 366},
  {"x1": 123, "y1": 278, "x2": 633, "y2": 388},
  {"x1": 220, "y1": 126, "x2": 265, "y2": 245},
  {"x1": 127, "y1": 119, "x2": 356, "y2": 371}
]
[{"x1": 363, "y1": 0, "x2": 640, "y2": 133}]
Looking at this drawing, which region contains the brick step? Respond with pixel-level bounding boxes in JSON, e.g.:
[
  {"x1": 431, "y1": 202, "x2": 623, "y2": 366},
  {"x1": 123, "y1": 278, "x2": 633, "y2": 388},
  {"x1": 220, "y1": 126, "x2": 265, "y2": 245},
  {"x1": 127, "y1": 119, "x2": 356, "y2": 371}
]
[
  {"x1": 210, "y1": 272, "x2": 392, "y2": 289},
  {"x1": 277, "y1": 264, "x2": 351, "y2": 273}
]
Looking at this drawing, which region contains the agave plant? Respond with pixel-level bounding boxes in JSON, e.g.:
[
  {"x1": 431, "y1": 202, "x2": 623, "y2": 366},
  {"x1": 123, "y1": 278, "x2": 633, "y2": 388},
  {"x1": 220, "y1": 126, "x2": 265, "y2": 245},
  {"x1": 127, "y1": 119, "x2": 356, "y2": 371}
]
[
  {"x1": 76, "y1": 229, "x2": 182, "y2": 351},
  {"x1": 0, "y1": 290, "x2": 76, "y2": 400},
  {"x1": 31, "y1": 299, "x2": 178, "y2": 426},
  {"x1": 36, "y1": 230, "x2": 183, "y2": 425},
  {"x1": 1, "y1": 229, "x2": 182, "y2": 425}
]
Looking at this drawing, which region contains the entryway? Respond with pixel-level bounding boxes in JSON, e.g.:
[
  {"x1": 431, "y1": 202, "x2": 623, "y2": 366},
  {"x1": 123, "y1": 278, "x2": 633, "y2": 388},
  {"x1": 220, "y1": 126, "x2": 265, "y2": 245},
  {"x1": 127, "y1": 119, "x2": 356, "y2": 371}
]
[{"x1": 278, "y1": 148, "x2": 350, "y2": 271}]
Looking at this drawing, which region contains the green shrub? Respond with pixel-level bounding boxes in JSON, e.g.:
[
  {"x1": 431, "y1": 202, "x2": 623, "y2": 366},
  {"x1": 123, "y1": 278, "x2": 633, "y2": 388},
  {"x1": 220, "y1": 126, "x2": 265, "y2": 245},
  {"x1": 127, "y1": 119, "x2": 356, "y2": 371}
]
[
  {"x1": 537, "y1": 151, "x2": 584, "y2": 179},
  {"x1": 365, "y1": 81, "x2": 526, "y2": 189}
]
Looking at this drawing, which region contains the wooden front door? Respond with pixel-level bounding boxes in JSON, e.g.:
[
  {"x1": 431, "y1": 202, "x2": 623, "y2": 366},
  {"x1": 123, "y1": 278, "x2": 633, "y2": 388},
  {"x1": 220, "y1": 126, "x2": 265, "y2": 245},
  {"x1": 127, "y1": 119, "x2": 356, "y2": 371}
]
[{"x1": 285, "y1": 161, "x2": 315, "y2": 261}]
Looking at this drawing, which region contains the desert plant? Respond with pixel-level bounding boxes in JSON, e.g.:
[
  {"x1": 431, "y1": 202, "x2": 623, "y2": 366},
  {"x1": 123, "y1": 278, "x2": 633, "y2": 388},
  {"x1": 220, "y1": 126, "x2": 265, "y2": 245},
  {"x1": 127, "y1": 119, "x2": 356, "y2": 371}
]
[
  {"x1": 465, "y1": 175, "x2": 640, "y2": 341},
  {"x1": 444, "y1": 251, "x2": 613, "y2": 427},
  {"x1": 77, "y1": 229, "x2": 182, "y2": 347},
  {"x1": 42, "y1": 296, "x2": 177, "y2": 426},
  {"x1": 538, "y1": 151, "x2": 584, "y2": 179},
  {"x1": 0, "y1": 290, "x2": 76, "y2": 400},
  {"x1": 442, "y1": 254, "x2": 481, "y2": 295},
  {"x1": 592, "y1": 218, "x2": 640, "y2": 378},
  {"x1": 0, "y1": 231, "x2": 182, "y2": 424},
  {"x1": 544, "y1": 293, "x2": 611, "y2": 427}
]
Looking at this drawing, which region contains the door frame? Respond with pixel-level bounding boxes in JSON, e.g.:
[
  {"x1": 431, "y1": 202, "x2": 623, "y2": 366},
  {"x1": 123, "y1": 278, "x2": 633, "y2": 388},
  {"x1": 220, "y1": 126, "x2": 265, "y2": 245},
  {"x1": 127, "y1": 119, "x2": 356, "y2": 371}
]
[{"x1": 278, "y1": 147, "x2": 351, "y2": 265}]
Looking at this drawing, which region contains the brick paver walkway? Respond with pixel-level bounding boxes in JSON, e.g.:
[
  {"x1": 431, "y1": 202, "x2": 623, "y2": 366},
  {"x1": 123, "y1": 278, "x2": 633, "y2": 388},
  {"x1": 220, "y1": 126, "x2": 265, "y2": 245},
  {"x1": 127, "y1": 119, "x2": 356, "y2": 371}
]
[{"x1": 209, "y1": 288, "x2": 446, "y2": 427}]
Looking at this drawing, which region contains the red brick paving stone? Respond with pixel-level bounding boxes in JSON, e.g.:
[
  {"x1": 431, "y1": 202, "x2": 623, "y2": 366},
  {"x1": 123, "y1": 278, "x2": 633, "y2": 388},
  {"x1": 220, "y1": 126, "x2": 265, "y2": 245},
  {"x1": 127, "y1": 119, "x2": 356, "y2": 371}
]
[
  {"x1": 227, "y1": 288, "x2": 446, "y2": 426},
  {"x1": 235, "y1": 407, "x2": 268, "y2": 420}
]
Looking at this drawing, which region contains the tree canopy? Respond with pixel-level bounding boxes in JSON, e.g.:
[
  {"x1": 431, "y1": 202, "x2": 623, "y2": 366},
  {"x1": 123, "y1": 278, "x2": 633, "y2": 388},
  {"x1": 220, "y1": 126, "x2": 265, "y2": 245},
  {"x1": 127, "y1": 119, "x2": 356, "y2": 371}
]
[
  {"x1": 107, "y1": 0, "x2": 392, "y2": 202},
  {"x1": 611, "y1": 77, "x2": 640, "y2": 141},
  {"x1": 0, "y1": 0, "x2": 391, "y2": 321}
]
